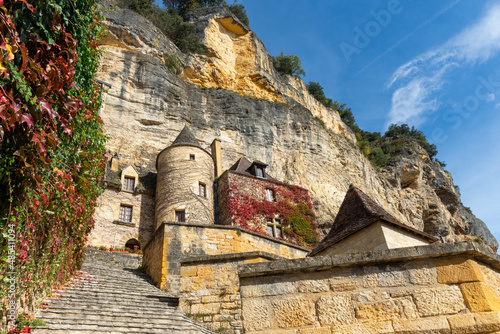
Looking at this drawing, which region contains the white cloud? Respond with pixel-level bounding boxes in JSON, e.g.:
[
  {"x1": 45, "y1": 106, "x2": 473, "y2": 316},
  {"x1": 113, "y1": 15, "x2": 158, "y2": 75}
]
[
  {"x1": 486, "y1": 93, "x2": 495, "y2": 102},
  {"x1": 495, "y1": 102, "x2": 500, "y2": 109},
  {"x1": 386, "y1": 3, "x2": 500, "y2": 127}
]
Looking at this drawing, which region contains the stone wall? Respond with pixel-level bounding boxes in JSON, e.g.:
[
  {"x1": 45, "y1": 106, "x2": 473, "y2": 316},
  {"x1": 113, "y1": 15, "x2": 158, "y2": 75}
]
[
  {"x1": 142, "y1": 221, "x2": 309, "y2": 293},
  {"x1": 89, "y1": 188, "x2": 155, "y2": 248},
  {"x1": 179, "y1": 252, "x2": 282, "y2": 334},
  {"x1": 216, "y1": 170, "x2": 317, "y2": 244},
  {"x1": 142, "y1": 223, "x2": 167, "y2": 286},
  {"x1": 238, "y1": 242, "x2": 500, "y2": 334},
  {"x1": 156, "y1": 145, "x2": 214, "y2": 228}
]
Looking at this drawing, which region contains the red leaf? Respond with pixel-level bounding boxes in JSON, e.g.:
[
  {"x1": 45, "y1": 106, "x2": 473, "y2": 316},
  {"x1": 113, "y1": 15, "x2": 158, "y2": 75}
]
[
  {"x1": 38, "y1": 98, "x2": 58, "y2": 119},
  {"x1": 21, "y1": 113, "x2": 34, "y2": 128}
]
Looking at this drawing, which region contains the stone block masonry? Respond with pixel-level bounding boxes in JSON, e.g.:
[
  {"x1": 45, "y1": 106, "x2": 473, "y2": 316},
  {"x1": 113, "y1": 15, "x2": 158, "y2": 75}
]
[
  {"x1": 179, "y1": 252, "x2": 283, "y2": 334},
  {"x1": 142, "y1": 221, "x2": 308, "y2": 293},
  {"x1": 238, "y1": 241, "x2": 500, "y2": 334}
]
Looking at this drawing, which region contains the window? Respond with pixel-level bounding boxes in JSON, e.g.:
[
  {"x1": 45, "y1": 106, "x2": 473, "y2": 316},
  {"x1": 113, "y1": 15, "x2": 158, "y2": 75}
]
[
  {"x1": 175, "y1": 210, "x2": 185, "y2": 222},
  {"x1": 265, "y1": 188, "x2": 275, "y2": 202},
  {"x1": 190, "y1": 154, "x2": 195, "y2": 160},
  {"x1": 266, "y1": 218, "x2": 282, "y2": 238},
  {"x1": 256, "y1": 166, "x2": 264, "y2": 178},
  {"x1": 119, "y1": 205, "x2": 133, "y2": 222},
  {"x1": 199, "y1": 182, "x2": 207, "y2": 198},
  {"x1": 123, "y1": 176, "x2": 135, "y2": 191}
]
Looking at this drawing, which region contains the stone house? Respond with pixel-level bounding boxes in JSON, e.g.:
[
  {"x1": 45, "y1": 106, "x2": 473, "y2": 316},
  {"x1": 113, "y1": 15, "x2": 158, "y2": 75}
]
[{"x1": 89, "y1": 125, "x2": 317, "y2": 250}]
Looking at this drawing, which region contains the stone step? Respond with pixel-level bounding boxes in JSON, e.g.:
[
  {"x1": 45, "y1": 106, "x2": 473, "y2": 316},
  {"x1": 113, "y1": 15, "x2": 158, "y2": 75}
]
[
  {"x1": 50, "y1": 289, "x2": 175, "y2": 303},
  {"x1": 35, "y1": 248, "x2": 213, "y2": 334},
  {"x1": 39, "y1": 318, "x2": 203, "y2": 331},
  {"x1": 42, "y1": 299, "x2": 178, "y2": 311},
  {"x1": 37, "y1": 309, "x2": 184, "y2": 321},
  {"x1": 34, "y1": 325, "x2": 211, "y2": 334}
]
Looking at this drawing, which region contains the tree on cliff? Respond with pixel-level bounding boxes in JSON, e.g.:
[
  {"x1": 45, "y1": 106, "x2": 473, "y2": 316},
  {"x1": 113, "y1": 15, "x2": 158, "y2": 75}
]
[
  {"x1": 118, "y1": 0, "x2": 205, "y2": 54},
  {"x1": 163, "y1": 0, "x2": 250, "y2": 26},
  {"x1": 272, "y1": 51, "x2": 306, "y2": 77},
  {"x1": 306, "y1": 82, "x2": 333, "y2": 108},
  {"x1": 0, "y1": 0, "x2": 106, "y2": 319}
]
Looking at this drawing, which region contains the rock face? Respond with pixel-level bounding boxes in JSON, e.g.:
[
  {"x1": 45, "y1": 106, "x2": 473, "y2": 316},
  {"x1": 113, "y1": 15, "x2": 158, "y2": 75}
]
[{"x1": 95, "y1": 3, "x2": 498, "y2": 251}]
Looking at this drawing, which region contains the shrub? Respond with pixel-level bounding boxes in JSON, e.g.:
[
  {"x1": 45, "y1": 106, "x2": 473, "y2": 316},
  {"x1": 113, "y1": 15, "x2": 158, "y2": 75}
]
[
  {"x1": 164, "y1": 54, "x2": 183, "y2": 74},
  {"x1": 117, "y1": 0, "x2": 204, "y2": 54},
  {"x1": 271, "y1": 51, "x2": 306, "y2": 77}
]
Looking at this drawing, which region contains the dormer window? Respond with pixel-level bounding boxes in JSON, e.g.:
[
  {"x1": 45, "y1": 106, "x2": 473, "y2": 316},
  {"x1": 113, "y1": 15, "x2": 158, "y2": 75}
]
[
  {"x1": 123, "y1": 176, "x2": 135, "y2": 191},
  {"x1": 256, "y1": 166, "x2": 264, "y2": 178}
]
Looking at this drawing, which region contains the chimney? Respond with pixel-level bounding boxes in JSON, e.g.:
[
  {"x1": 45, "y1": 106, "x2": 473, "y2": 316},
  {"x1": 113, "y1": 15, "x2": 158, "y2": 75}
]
[
  {"x1": 210, "y1": 139, "x2": 222, "y2": 178},
  {"x1": 110, "y1": 153, "x2": 119, "y2": 171}
]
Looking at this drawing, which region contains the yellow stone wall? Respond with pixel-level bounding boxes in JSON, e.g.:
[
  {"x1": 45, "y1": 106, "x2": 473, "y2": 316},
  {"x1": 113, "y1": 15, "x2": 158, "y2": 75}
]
[
  {"x1": 179, "y1": 256, "x2": 268, "y2": 333},
  {"x1": 142, "y1": 222, "x2": 309, "y2": 293},
  {"x1": 239, "y1": 254, "x2": 500, "y2": 334}
]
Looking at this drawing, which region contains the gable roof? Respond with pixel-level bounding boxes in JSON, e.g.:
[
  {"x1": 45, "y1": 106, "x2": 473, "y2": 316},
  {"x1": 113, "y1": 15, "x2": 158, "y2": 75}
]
[
  {"x1": 309, "y1": 185, "x2": 437, "y2": 256},
  {"x1": 170, "y1": 125, "x2": 202, "y2": 149},
  {"x1": 229, "y1": 157, "x2": 253, "y2": 173},
  {"x1": 228, "y1": 157, "x2": 276, "y2": 181}
]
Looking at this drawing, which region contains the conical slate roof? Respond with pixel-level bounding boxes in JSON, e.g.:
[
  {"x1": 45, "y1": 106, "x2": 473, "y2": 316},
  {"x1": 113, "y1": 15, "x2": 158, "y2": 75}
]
[
  {"x1": 169, "y1": 125, "x2": 202, "y2": 149},
  {"x1": 309, "y1": 185, "x2": 436, "y2": 256}
]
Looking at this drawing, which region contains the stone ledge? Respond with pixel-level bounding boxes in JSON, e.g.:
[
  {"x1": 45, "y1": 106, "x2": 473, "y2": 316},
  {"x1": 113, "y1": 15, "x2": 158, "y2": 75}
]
[
  {"x1": 238, "y1": 241, "x2": 500, "y2": 278},
  {"x1": 160, "y1": 221, "x2": 310, "y2": 252},
  {"x1": 181, "y1": 251, "x2": 284, "y2": 265},
  {"x1": 112, "y1": 220, "x2": 135, "y2": 227}
]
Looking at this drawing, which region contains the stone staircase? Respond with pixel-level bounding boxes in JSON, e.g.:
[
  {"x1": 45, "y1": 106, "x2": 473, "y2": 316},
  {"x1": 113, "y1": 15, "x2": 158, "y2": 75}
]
[{"x1": 34, "y1": 248, "x2": 213, "y2": 334}]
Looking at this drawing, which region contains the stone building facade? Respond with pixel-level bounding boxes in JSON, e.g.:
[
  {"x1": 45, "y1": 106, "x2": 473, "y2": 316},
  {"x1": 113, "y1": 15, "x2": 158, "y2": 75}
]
[
  {"x1": 89, "y1": 126, "x2": 500, "y2": 334},
  {"x1": 90, "y1": 125, "x2": 316, "y2": 251}
]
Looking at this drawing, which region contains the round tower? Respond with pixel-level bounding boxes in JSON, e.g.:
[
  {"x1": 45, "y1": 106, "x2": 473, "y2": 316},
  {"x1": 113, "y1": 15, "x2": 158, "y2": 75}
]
[{"x1": 155, "y1": 126, "x2": 214, "y2": 228}]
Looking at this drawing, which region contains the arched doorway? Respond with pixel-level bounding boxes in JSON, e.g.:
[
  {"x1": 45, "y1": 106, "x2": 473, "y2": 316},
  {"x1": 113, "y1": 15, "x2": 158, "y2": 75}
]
[{"x1": 125, "y1": 238, "x2": 140, "y2": 250}]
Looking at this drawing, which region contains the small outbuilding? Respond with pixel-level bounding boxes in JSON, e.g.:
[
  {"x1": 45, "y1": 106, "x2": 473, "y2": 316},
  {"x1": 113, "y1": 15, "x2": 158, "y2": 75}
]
[{"x1": 309, "y1": 185, "x2": 438, "y2": 257}]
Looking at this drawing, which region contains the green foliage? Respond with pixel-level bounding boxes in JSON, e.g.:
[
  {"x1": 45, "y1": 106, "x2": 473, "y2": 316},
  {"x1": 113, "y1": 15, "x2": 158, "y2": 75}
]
[
  {"x1": 224, "y1": 2, "x2": 249, "y2": 26},
  {"x1": 306, "y1": 82, "x2": 333, "y2": 108},
  {"x1": 163, "y1": 0, "x2": 249, "y2": 26},
  {"x1": 271, "y1": 51, "x2": 306, "y2": 77},
  {"x1": 117, "y1": 0, "x2": 204, "y2": 54},
  {"x1": 0, "y1": 0, "x2": 106, "y2": 313},
  {"x1": 164, "y1": 54, "x2": 183, "y2": 74},
  {"x1": 384, "y1": 123, "x2": 437, "y2": 158}
]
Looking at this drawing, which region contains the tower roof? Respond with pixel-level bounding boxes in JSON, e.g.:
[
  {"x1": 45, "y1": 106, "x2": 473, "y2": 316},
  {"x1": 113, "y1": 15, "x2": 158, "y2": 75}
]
[
  {"x1": 309, "y1": 185, "x2": 437, "y2": 256},
  {"x1": 169, "y1": 125, "x2": 202, "y2": 149}
]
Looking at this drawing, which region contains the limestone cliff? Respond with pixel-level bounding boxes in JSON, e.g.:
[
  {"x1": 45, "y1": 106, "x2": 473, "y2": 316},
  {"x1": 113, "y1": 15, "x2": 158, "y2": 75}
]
[{"x1": 96, "y1": 3, "x2": 498, "y2": 251}]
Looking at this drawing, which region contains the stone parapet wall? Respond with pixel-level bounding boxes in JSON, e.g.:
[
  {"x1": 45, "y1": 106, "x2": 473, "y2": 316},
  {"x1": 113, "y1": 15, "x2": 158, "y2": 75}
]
[
  {"x1": 142, "y1": 224, "x2": 167, "y2": 286},
  {"x1": 238, "y1": 242, "x2": 500, "y2": 334},
  {"x1": 179, "y1": 252, "x2": 282, "y2": 334},
  {"x1": 142, "y1": 221, "x2": 309, "y2": 293}
]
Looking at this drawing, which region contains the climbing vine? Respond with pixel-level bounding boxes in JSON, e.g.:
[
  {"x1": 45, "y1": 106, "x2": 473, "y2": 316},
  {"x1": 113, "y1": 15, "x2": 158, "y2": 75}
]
[
  {"x1": 226, "y1": 180, "x2": 319, "y2": 248},
  {"x1": 0, "y1": 0, "x2": 106, "y2": 319}
]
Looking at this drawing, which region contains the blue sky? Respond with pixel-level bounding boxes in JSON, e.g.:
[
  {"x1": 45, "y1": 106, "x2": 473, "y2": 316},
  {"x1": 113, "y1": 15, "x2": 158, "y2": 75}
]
[{"x1": 238, "y1": 0, "x2": 500, "y2": 244}]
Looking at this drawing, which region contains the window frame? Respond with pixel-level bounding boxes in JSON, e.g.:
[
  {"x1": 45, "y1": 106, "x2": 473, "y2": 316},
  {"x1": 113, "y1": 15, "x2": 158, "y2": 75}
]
[
  {"x1": 199, "y1": 182, "x2": 207, "y2": 198},
  {"x1": 119, "y1": 205, "x2": 133, "y2": 223},
  {"x1": 175, "y1": 210, "x2": 186, "y2": 223},
  {"x1": 266, "y1": 218, "x2": 282, "y2": 238},
  {"x1": 123, "y1": 176, "x2": 135, "y2": 192},
  {"x1": 256, "y1": 166, "x2": 264, "y2": 178},
  {"x1": 265, "y1": 188, "x2": 275, "y2": 202}
]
